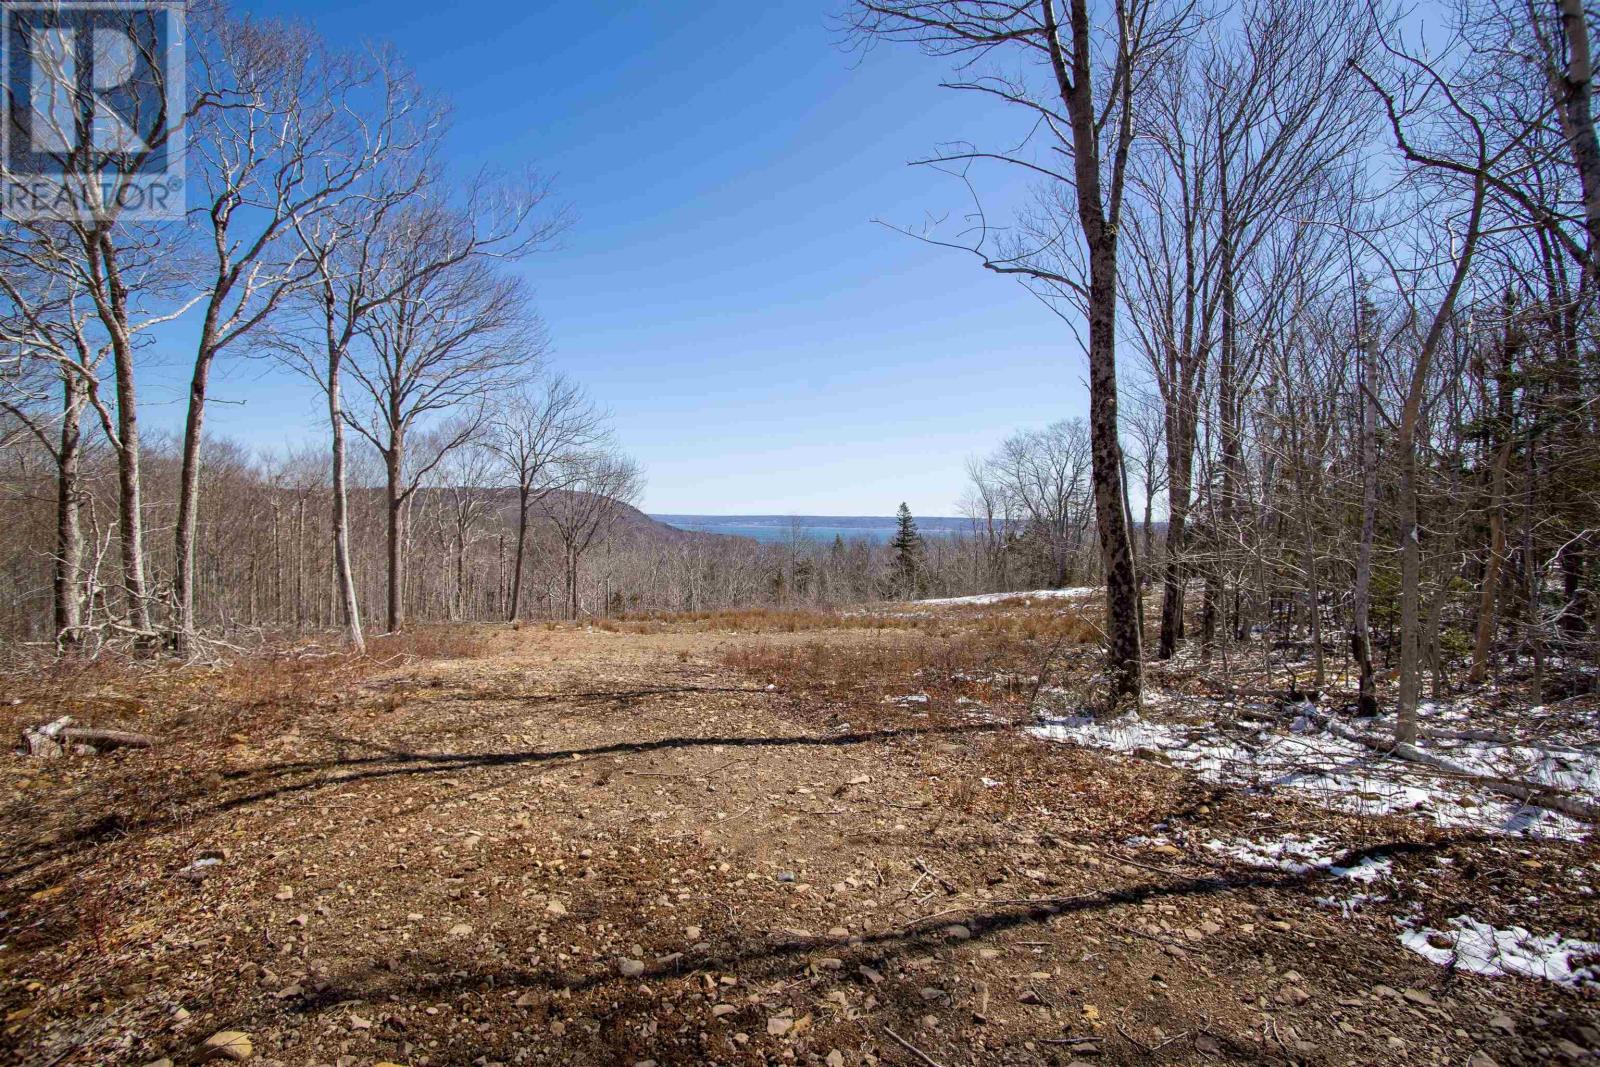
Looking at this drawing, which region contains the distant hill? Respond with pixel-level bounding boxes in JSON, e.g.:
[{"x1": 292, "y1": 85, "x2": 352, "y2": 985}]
[{"x1": 401, "y1": 488, "x2": 742, "y2": 547}]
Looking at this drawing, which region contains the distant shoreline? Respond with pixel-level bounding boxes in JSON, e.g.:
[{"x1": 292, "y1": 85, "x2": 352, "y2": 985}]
[{"x1": 651, "y1": 514, "x2": 969, "y2": 544}]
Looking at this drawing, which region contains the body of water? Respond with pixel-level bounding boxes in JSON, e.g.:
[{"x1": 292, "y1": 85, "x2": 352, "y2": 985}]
[{"x1": 651, "y1": 515, "x2": 968, "y2": 544}]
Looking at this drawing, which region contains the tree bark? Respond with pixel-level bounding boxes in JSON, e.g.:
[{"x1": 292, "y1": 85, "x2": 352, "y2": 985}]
[
  {"x1": 53, "y1": 373, "x2": 85, "y2": 648},
  {"x1": 566, "y1": 549, "x2": 579, "y2": 621},
  {"x1": 327, "y1": 346, "x2": 364, "y2": 653},
  {"x1": 1555, "y1": 0, "x2": 1600, "y2": 273},
  {"x1": 1047, "y1": 0, "x2": 1143, "y2": 704},
  {"x1": 1468, "y1": 310, "x2": 1518, "y2": 683},
  {"x1": 1157, "y1": 393, "x2": 1198, "y2": 658},
  {"x1": 1211, "y1": 141, "x2": 1240, "y2": 659},
  {"x1": 509, "y1": 482, "x2": 531, "y2": 621},
  {"x1": 83, "y1": 228, "x2": 154, "y2": 637},
  {"x1": 1352, "y1": 300, "x2": 1379, "y2": 715},
  {"x1": 385, "y1": 423, "x2": 406, "y2": 634},
  {"x1": 1395, "y1": 176, "x2": 1487, "y2": 744},
  {"x1": 173, "y1": 341, "x2": 219, "y2": 652},
  {"x1": 104, "y1": 332, "x2": 151, "y2": 631}
]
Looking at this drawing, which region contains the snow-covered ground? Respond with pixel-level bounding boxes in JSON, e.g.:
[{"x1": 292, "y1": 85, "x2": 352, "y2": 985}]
[
  {"x1": 911, "y1": 587, "x2": 1098, "y2": 607},
  {"x1": 1052, "y1": 708, "x2": 1600, "y2": 988},
  {"x1": 1400, "y1": 917, "x2": 1600, "y2": 987},
  {"x1": 1029, "y1": 704, "x2": 1597, "y2": 840}
]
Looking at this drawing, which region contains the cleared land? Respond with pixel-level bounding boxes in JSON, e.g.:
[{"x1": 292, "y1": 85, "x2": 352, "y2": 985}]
[{"x1": 1, "y1": 603, "x2": 1596, "y2": 1066}]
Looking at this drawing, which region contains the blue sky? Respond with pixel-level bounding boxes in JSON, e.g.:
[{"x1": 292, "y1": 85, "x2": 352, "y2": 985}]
[{"x1": 151, "y1": 0, "x2": 1094, "y2": 515}]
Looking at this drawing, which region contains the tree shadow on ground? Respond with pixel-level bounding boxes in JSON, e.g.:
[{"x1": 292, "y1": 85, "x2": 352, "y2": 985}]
[
  {"x1": 0, "y1": 722, "x2": 1008, "y2": 883},
  {"x1": 213, "y1": 722, "x2": 1011, "y2": 804},
  {"x1": 289, "y1": 839, "x2": 1455, "y2": 1064}
]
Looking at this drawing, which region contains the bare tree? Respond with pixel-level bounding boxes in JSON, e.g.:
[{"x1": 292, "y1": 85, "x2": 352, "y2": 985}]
[
  {"x1": 171, "y1": 14, "x2": 390, "y2": 651},
  {"x1": 844, "y1": 0, "x2": 1205, "y2": 703},
  {"x1": 1350, "y1": 295, "x2": 1380, "y2": 715},
  {"x1": 1122, "y1": 388, "x2": 1167, "y2": 568},
  {"x1": 546, "y1": 450, "x2": 643, "y2": 621},
  {"x1": 0, "y1": 244, "x2": 105, "y2": 647},
  {"x1": 487, "y1": 375, "x2": 605, "y2": 621},
  {"x1": 1123, "y1": 0, "x2": 1370, "y2": 660},
  {"x1": 347, "y1": 202, "x2": 556, "y2": 632},
  {"x1": 988, "y1": 420, "x2": 1094, "y2": 587},
  {"x1": 278, "y1": 56, "x2": 440, "y2": 653},
  {"x1": 1356, "y1": 19, "x2": 1495, "y2": 743}
]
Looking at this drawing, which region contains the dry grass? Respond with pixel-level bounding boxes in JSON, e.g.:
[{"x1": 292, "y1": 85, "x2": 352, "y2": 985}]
[
  {"x1": 719, "y1": 602, "x2": 1105, "y2": 716},
  {"x1": 600, "y1": 606, "x2": 928, "y2": 634},
  {"x1": 364, "y1": 624, "x2": 494, "y2": 662},
  {"x1": 0, "y1": 627, "x2": 495, "y2": 752}
]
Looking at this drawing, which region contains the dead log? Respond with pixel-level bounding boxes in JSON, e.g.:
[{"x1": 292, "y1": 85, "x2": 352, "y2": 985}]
[
  {"x1": 20, "y1": 716, "x2": 155, "y2": 756},
  {"x1": 20, "y1": 715, "x2": 73, "y2": 757},
  {"x1": 1310, "y1": 712, "x2": 1598, "y2": 822},
  {"x1": 59, "y1": 727, "x2": 155, "y2": 749}
]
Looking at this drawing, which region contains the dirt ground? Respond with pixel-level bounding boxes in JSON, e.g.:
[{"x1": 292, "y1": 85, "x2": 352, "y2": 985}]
[{"x1": 2, "y1": 614, "x2": 1597, "y2": 1066}]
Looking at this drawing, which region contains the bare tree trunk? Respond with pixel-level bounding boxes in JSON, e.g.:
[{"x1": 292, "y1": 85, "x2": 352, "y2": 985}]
[
  {"x1": 87, "y1": 228, "x2": 155, "y2": 637},
  {"x1": 294, "y1": 496, "x2": 307, "y2": 632},
  {"x1": 1351, "y1": 299, "x2": 1380, "y2": 716},
  {"x1": 1555, "y1": 0, "x2": 1600, "y2": 272},
  {"x1": 509, "y1": 483, "x2": 530, "y2": 621},
  {"x1": 566, "y1": 549, "x2": 579, "y2": 621},
  {"x1": 1051, "y1": 0, "x2": 1142, "y2": 704},
  {"x1": 1085, "y1": 243, "x2": 1144, "y2": 702},
  {"x1": 453, "y1": 522, "x2": 467, "y2": 620},
  {"x1": 54, "y1": 374, "x2": 85, "y2": 648},
  {"x1": 327, "y1": 350, "x2": 364, "y2": 652},
  {"x1": 1396, "y1": 387, "x2": 1428, "y2": 743},
  {"x1": 1158, "y1": 404, "x2": 1197, "y2": 658},
  {"x1": 1396, "y1": 182, "x2": 1487, "y2": 744},
  {"x1": 1142, "y1": 486, "x2": 1154, "y2": 563},
  {"x1": 173, "y1": 341, "x2": 219, "y2": 652},
  {"x1": 385, "y1": 426, "x2": 406, "y2": 634},
  {"x1": 1469, "y1": 311, "x2": 1517, "y2": 683},
  {"x1": 109, "y1": 334, "x2": 151, "y2": 635},
  {"x1": 1211, "y1": 151, "x2": 1241, "y2": 659},
  {"x1": 1200, "y1": 512, "x2": 1219, "y2": 656},
  {"x1": 1524, "y1": 450, "x2": 1546, "y2": 703},
  {"x1": 1302, "y1": 514, "x2": 1325, "y2": 691}
]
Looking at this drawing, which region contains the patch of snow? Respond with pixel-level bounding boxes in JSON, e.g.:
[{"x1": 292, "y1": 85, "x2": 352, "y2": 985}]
[
  {"x1": 1123, "y1": 834, "x2": 1171, "y2": 848},
  {"x1": 1400, "y1": 917, "x2": 1600, "y2": 987},
  {"x1": 1029, "y1": 709, "x2": 1591, "y2": 840},
  {"x1": 884, "y1": 693, "x2": 929, "y2": 705},
  {"x1": 1316, "y1": 891, "x2": 1388, "y2": 916},
  {"x1": 1204, "y1": 835, "x2": 1393, "y2": 882},
  {"x1": 913, "y1": 587, "x2": 1097, "y2": 607}
]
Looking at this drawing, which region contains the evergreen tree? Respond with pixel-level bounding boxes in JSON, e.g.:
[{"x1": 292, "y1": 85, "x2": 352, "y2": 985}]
[{"x1": 889, "y1": 502, "x2": 925, "y2": 597}]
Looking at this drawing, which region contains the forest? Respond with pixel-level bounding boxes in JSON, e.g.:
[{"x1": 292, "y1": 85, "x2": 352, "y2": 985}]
[{"x1": 1, "y1": 0, "x2": 1599, "y2": 1065}]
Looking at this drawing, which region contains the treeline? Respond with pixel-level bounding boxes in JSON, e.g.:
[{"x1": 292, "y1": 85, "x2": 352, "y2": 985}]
[
  {"x1": 848, "y1": 0, "x2": 1600, "y2": 729},
  {"x1": 0, "y1": 434, "x2": 1020, "y2": 640}
]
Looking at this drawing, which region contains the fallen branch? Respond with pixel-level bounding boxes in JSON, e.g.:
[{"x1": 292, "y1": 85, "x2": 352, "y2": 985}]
[
  {"x1": 1311, "y1": 712, "x2": 1598, "y2": 821},
  {"x1": 883, "y1": 1026, "x2": 947, "y2": 1067}
]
